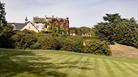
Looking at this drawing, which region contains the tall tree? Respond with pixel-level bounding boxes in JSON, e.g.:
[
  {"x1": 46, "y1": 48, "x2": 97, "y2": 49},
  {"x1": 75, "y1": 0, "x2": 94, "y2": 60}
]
[
  {"x1": 95, "y1": 13, "x2": 138, "y2": 48},
  {"x1": 0, "y1": 1, "x2": 13, "y2": 48},
  {"x1": 0, "y1": 1, "x2": 12, "y2": 34},
  {"x1": 0, "y1": 1, "x2": 7, "y2": 29},
  {"x1": 103, "y1": 13, "x2": 121, "y2": 23}
]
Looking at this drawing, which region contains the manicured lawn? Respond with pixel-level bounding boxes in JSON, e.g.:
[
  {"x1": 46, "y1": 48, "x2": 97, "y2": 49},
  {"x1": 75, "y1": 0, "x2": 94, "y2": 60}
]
[{"x1": 0, "y1": 48, "x2": 138, "y2": 77}]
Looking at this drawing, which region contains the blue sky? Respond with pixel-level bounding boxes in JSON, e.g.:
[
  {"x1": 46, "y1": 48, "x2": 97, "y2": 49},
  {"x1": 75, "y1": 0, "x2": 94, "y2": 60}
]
[{"x1": 1, "y1": 0, "x2": 138, "y2": 27}]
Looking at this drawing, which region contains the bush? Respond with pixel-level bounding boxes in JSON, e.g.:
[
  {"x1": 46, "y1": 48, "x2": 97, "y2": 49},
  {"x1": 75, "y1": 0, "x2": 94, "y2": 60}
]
[
  {"x1": 11, "y1": 30, "x2": 37, "y2": 49},
  {"x1": 0, "y1": 32, "x2": 14, "y2": 48},
  {"x1": 0, "y1": 26, "x2": 14, "y2": 48},
  {"x1": 61, "y1": 36, "x2": 84, "y2": 52},
  {"x1": 11, "y1": 30, "x2": 111, "y2": 56},
  {"x1": 83, "y1": 39, "x2": 111, "y2": 56},
  {"x1": 33, "y1": 34, "x2": 63, "y2": 50}
]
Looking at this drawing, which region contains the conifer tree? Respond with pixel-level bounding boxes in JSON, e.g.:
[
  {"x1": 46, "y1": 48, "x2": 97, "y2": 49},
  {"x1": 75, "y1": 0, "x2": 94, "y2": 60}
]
[
  {"x1": 0, "y1": 1, "x2": 7, "y2": 27},
  {"x1": 0, "y1": 1, "x2": 13, "y2": 48}
]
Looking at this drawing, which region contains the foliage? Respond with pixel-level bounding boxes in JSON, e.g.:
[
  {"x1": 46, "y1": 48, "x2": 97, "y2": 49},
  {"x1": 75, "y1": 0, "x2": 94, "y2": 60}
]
[
  {"x1": 76, "y1": 27, "x2": 91, "y2": 35},
  {"x1": 61, "y1": 36, "x2": 84, "y2": 52},
  {"x1": 76, "y1": 27, "x2": 95, "y2": 37},
  {"x1": 11, "y1": 30, "x2": 37, "y2": 49},
  {"x1": 33, "y1": 34, "x2": 84, "y2": 52},
  {"x1": 83, "y1": 39, "x2": 111, "y2": 56},
  {"x1": 113, "y1": 19, "x2": 138, "y2": 48},
  {"x1": 44, "y1": 21, "x2": 68, "y2": 35},
  {"x1": 0, "y1": 30, "x2": 14, "y2": 48},
  {"x1": 0, "y1": 1, "x2": 13, "y2": 48},
  {"x1": 11, "y1": 31, "x2": 111, "y2": 55},
  {"x1": 94, "y1": 22, "x2": 115, "y2": 44},
  {"x1": 0, "y1": 1, "x2": 7, "y2": 30},
  {"x1": 33, "y1": 34, "x2": 63, "y2": 50},
  {"x1": 95, "y1": 13, "x2": 138, "y2": 48},
  {"x1": 103, "y1": 13, "x2": 121, "y2": 23}
]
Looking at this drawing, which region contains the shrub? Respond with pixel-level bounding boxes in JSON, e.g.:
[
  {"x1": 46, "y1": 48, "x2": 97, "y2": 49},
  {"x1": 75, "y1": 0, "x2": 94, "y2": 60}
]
[
  {"x1": 0, "y1": 26, "x2": 14, "y2": 48},
  {"x1": 61, "y1": 36, "x2": 84, "y2": 52},
  {"x1": 11, "y1": 30, "x2": 37, "y2": 49},
  {"x1": 11, "y1": 30, "x2": 111, "y2": 56},
  {"x1": 33, "y1": 34, "x2": 63, "y2": 50},
  {"x1": 83, "y1": 39, "x2": 111, "y2": 56}
]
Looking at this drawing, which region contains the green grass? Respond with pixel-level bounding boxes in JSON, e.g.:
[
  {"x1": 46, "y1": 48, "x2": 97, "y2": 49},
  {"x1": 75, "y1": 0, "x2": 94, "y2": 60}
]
[{"x1": 0, "y1": 48, "x2": 138, "y2": 77}]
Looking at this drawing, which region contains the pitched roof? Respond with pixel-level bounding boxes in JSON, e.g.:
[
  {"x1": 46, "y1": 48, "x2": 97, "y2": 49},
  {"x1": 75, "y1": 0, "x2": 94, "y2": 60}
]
[
  {"x1": 27, "y1": 21, "x2": 40, "y2": 32},
  {"x1": 9, "y1": 23, "x2": 27, "y2": 30}
]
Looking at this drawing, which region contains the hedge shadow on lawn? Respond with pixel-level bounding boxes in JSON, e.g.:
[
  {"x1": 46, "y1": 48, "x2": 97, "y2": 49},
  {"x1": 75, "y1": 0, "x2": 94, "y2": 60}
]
[{"x1": 0, "y1": 49, "x2": 67, "y2": 77}]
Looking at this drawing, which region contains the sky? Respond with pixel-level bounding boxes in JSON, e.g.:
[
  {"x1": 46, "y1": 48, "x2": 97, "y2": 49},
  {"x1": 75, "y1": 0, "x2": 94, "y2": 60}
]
[{"x1": 1, "y1": 0, "x2": 138, "y2": 27}]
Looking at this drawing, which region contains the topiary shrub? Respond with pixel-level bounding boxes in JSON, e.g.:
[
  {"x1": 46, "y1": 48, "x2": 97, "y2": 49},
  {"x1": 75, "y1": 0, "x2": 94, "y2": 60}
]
[{"x1": 83, "y1": 39, "x2": 111, "y2": 56}]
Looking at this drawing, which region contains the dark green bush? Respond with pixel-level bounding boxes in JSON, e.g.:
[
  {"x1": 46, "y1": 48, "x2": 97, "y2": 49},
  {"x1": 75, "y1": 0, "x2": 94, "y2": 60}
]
[
  {"x1": 11, "y1": 30, "x2": 111, "y2": 56},
  {"x1": 61, "y1": 36, "x2": 84, "y2": 52},
  {"x1": 33, "y1": 34, "x2": 63, "y2": 50},
  {"x1": 11, "y1": 30, "x2": 37, "y2": 49},
  {"x1": 0, "y1": 25, "x2": 14, "y2": 48},
  {"x1": 83, "y1": 39, "x2": 111, "y2": 56}
]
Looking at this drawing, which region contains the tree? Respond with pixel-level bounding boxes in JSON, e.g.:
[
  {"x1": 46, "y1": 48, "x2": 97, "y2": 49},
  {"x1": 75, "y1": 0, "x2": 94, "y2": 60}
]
[
  {"x1": 0, "y1": 1, "x2": 13, "y2": 34},
  {"x1": 103, "y1": 13, "x2": 121, "y2": 23},
  {"x1": 0, "y1": 1, "x2": 13, "y2": 48},
  {"x1": 114, "y1": 19, "x2": 138, "y2": 48},
  {"x1": 0, "y1": 1, "x2": 7, "y2": 34},
  {"x1": 95, "y1": 13, "x2": 138, "y2": 48},
  {"x1": 76, "y1": 27, "x2": 90, "y2": 35},
  {"x1": 0, "y1": 1, "x2": 7, "y2": 26},
  {"x1": 95, "y1": 22, "x2": 115, "y2": 44},
  {"x1": 76, "y1": 26, "x2": 95, "y2": 38}
]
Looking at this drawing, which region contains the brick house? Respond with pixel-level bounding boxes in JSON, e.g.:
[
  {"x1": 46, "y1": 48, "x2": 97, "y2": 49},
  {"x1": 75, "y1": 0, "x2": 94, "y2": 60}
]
[{"x1": 10, "y1": 16, "x2": 69, "y2": 34}]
